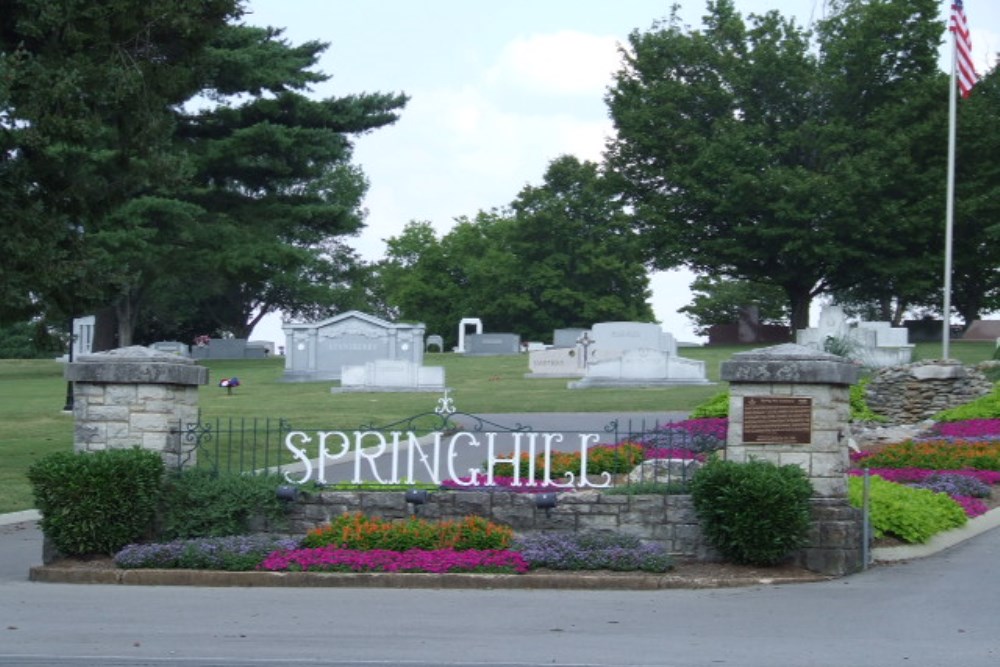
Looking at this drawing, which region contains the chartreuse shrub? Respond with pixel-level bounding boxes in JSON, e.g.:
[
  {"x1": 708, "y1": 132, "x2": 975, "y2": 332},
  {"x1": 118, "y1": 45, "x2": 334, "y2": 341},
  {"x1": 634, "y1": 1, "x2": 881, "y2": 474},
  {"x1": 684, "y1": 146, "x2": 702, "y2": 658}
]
[
  {"x1": 27, "y1": 448, "x2": 164, "y2": 556},
  {"x1": 690, "y1": 391, "x2": 729, "y2": 418},
  {"x1": 688, "y1": 458, "x2": 813, "y2": 566},
  {"x1": 850, "y1": 377, "x2": 886, "y2": 422},
  {"x1": 848, "y1": 476, "x2": 967, "y2": 543},
  {"x1": 934, "y1": 385, "x2": 1000, "y2": 422},
  {"x1": 157, "y1": 468, "x2": 288, "y2": 540},
  {"x1": 302, "y1": 512, "x2": 514, "y2": 551}
]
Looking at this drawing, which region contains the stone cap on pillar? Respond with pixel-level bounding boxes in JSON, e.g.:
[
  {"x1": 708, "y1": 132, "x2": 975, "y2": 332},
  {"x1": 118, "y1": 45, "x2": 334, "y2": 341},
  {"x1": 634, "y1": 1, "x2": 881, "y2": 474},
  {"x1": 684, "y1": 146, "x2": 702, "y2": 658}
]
[
  {"x1": 65, "y1": 345, "x2": 209, "y2": 386},
  {"x1": 720, "y1": 343, "x2": 860, "y2": 386}
]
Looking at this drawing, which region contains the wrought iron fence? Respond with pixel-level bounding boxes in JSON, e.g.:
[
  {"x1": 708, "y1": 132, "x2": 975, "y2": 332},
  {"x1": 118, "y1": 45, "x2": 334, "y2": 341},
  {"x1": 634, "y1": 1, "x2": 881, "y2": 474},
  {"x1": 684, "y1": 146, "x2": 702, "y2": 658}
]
[{"x1": 176, "y1": 407, "x2": 725, "y2": 493}]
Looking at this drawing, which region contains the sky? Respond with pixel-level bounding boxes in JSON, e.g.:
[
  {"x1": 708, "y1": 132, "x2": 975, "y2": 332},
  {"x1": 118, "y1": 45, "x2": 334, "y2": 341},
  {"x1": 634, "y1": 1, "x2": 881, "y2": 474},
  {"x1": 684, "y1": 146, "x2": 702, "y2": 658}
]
[{"x1": 244, "y1": 0, "x2": 1000, "y2": 346}]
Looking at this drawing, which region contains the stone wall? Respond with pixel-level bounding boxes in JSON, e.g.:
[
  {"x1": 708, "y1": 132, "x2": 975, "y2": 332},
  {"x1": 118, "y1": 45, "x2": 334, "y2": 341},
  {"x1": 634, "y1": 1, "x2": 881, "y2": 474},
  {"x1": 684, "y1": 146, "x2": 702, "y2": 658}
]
[
  {"x1": 65, "y1": 346, "x2": 208, "y2": 468},
  {"x1": 864, "y1": 360, "x2": 995, "y2": 424},
  {"x1": 275, "y1": 489, "x2": 855, "y2": 571}
]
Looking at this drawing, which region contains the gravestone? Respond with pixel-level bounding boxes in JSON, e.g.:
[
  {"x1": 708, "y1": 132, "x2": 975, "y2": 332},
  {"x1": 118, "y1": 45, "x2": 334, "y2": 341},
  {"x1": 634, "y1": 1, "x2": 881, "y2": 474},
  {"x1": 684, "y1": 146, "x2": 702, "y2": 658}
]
[
  {"x1": 58, "y1": 315, "x2": 95, "y2": 361},
  {"x1": 336, "y1": 359, "x2": 445, "y2": 393},
  {"x1": 456, "y1": 317, "x2": 483, "y2": 353},
  {"x1": 588, "y1": 321, "x2": 677, "y2": 362},
  {"x1": 191, "y1": 338, "x2": 248, "y2": 360},
  {"x1": 247, "y1": 340, "x2": 275, "y2": 356},
  {"x1": 796, "y1": 305, "x2": 913, "y2": 367},
  {"x1": 568, "y1": 321, "x2": 708, "y2": 388},
  {"x1": 150, "y1": 341, "x2": 190, "y2": 357},
  {"x1": 525, "y1": 347, "x2": 585, "y2": 377},
  {"x1": 282, "y1": 311, "x2": 425, "y2": 382},
  {"x1": 425, "y1": 335, "x2": 444, "y2": 353},
  {"x1": 464, "y1": 333, "x2": 521, "y2": 356},
  {"x1": 553, "y1": 328, "x2": 588, "y2": 348}
]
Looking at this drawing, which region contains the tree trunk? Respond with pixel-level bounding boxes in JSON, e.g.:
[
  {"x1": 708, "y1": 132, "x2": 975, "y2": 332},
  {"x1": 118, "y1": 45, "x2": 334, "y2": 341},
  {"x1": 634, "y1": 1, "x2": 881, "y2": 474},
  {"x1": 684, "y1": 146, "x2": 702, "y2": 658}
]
[
  {"x1": 788, "y1": 290, "x2": 812, "y2": 333},
  {"x1": 91, "y1": 307, "x2": 118, "y2": 352}
]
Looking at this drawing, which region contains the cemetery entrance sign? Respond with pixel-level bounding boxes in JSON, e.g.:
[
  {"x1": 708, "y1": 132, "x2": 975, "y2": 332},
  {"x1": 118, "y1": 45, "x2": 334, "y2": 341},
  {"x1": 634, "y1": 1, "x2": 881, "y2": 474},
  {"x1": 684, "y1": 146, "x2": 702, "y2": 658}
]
[{"x1": 280, "y1": 391, "x2": 618, "y2": 488}]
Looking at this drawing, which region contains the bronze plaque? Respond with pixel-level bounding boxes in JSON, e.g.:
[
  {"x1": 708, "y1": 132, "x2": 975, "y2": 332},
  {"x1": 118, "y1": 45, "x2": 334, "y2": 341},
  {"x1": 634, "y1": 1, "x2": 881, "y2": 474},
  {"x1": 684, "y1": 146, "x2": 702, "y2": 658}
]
[{"x1": 742, "y1": 396, "x2": 812, "y2": 444}]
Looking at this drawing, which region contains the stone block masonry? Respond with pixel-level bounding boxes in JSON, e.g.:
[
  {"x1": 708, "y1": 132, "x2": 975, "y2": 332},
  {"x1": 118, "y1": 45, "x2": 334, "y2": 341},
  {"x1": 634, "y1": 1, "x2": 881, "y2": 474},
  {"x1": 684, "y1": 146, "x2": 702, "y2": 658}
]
[
  {"x1": 719, "y1": 343, "x2": 865, "y2": 575},
  {"x1": 275, "y1": 489, "x2": 854, "y2": 574},
  {"x1": 64, "y1": 346, "x2": 208, "y2": 468}
]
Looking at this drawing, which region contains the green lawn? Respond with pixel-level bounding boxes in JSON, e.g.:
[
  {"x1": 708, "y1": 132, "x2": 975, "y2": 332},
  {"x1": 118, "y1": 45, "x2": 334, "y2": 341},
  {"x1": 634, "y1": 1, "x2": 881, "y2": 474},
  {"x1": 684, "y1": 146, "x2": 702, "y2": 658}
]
[{"x1": 1, "y1": 340, "x2": 993, "y2": 514}]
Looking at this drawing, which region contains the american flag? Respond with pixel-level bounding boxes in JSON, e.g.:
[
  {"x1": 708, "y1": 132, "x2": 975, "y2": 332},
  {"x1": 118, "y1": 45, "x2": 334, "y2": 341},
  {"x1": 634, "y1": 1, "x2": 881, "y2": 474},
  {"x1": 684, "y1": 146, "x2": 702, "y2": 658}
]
[{"x1": 949, "y1": 1, "x2": 977, "y2": 98}]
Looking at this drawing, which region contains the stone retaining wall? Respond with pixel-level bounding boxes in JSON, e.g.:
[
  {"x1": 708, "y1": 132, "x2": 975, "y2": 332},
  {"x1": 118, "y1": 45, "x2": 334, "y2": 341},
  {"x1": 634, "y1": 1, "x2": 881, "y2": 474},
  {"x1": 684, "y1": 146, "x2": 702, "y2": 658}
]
[
  {"x1": 864, "y1": 360, "x2": 995, "y2": 424},
  {"x1": 276, "y1": 489, "x2": 859, "y2": 573}
]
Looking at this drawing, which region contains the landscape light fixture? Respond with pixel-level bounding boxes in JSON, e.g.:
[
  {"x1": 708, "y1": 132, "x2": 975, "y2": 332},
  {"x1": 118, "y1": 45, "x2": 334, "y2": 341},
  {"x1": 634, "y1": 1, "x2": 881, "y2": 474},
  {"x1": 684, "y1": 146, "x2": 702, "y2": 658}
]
[
  {"x1": 535, "y1": 492, "x2": 558, "y2": 518},
  {"x1": 275, "y1": 485, "x2": 301, "y2": 502},
  {"x1": 405, "y1": 488, "x2": 429, "y2": 514}
]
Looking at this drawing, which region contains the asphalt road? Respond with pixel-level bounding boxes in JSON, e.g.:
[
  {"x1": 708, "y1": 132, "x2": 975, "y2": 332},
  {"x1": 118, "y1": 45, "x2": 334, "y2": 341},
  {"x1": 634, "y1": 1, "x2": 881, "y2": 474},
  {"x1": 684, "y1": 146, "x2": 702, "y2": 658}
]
[{"x1": 2, "y1": 515, "x2": 999, "y2": 667}]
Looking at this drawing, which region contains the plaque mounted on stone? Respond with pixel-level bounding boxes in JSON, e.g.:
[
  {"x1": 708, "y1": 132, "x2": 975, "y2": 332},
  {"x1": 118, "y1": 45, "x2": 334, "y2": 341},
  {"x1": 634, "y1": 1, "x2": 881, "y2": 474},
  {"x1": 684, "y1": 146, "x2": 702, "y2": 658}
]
[{"x1": 742, "y1": 396, "x2": 812, "y2": 444}]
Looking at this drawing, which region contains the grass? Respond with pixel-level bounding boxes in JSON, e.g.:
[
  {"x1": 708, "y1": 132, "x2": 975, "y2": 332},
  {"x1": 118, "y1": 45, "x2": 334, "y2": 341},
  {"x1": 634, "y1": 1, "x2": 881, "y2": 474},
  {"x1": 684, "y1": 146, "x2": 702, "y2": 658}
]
[{"x1": 1, "y1": 340, "x2": 993, "y2": 514}]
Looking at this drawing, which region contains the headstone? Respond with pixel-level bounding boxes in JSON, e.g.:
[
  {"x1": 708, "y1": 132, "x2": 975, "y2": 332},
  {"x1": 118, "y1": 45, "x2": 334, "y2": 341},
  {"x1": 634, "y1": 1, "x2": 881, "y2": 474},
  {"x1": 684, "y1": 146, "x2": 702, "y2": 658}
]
[
  {"x1": 569, "y1": 348, "x2": 709, "y2": 388},
  {"x1": 58, "y1": 315, "x2": 96, "y2": 361},
  {"x1": 588, "y1": 321, "x2": 678, "y2": 362},
  {"x1": 247, "y1": 340, "x2": 275, "y2": 356},
  {"x1": 282, "y1": 311, "x2": 425, "y2": 382},
  {"x1": 568, "y1": 321, "x2": 709, "y2": 389},
  {"x1": 150, "y1": 341, "x2": 190, "y2": 357},
  {"x1": 525, "y1": 347, "x2": 585, "y2": 377},
  {"x1": 796, "y1": 305, "x2": 913, "y2": 367},
  {"x1": 553, "y1": 328, "x2": 588, "y2": 348},
  {"x1": 73, "y1": 316, "x2": 95, "y2": 359},
  {"x1": 425, "y1": 335, "x2": 444, "y2": 353},
  {"x1": 191, "y1": 338, "x2": 248, "y2": 360},
  {"x1": 336, "y1": 359, "x2": 445, "y2": 393},
  {"x1": 456, "y1": 317, "x2": 483, "y2": 353},
  {"x1": 464, "y1": 333, "x2": 521, "y2": 355}
]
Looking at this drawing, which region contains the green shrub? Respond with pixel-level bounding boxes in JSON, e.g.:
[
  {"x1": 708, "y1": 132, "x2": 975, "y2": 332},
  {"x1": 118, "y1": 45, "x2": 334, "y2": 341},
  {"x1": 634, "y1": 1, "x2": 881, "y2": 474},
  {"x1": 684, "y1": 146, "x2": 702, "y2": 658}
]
[
  {"x1": 851, "y1": 377, "x2": 886, "y2": 422},
  {"x1": 690, "y1": 391, "x2": 729, "y2": 418},
  {"x1": 158, "y1": 469, "x2": 287, "y2": 540},
  {"x1": 688, "y1": 458, "x2": 813, "y2": 566},
  {"x1": 848, "y1": 476, "x2": 967, "y2": 543},
  {"x1": 934, "y1": 385, "x2": 1000, "y2": 422},
  {"x1": 27, "y1": 448, "x2": 164, "y2": 556}
]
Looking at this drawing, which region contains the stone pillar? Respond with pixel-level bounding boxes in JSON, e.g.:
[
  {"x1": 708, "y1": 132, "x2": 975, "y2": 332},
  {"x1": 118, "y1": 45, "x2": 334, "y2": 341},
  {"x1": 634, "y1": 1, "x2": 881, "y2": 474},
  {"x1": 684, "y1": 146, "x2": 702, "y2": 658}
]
[
  {"x1": 64, "y1": 346, "x2": 209, "y2": 469},
  {"x1": 720, "y1": 343, "x2": 863, "y2": 575}
]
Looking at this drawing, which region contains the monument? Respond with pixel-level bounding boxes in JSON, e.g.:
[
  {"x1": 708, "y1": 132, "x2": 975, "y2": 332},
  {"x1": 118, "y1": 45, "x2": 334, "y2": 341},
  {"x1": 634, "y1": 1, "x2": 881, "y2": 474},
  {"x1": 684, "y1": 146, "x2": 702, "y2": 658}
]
[
  {"x1": 282, "y1": 311, "x2": 426, "y2": 382},
  {"x1": 464, "y1": 333, "x2": 521, "y2": 356},
  {"x1": 567, "y1": 321, "x2": 709, "y2": 388},
  {"x1": 455, "y1": 317, "x2": 483, "y2": 353},
  {"x1": 796, "y1": 305, "x2": 913, "y2": 368}
]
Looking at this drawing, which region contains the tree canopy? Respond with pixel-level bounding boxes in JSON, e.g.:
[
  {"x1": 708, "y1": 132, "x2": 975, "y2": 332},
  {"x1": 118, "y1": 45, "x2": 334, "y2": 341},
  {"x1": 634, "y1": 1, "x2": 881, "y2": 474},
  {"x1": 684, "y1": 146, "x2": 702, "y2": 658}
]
[
  {"x1": 379, "y1": 156, "x2": 653, "y2": 345},
  {"x1": 606, "y1": 0, "x2": 954, "y2": 330},
  {"x1": 1, "y1": 0, "x2": 406, "y2": 345}
]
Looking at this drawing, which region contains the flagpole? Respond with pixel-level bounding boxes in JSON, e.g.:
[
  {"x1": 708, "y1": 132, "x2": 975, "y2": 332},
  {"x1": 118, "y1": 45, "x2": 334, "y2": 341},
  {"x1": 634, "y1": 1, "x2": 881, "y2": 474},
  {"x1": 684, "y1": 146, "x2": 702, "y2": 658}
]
[{"x1": 943, "y1": 18, "x2": 958, "y2": 360}]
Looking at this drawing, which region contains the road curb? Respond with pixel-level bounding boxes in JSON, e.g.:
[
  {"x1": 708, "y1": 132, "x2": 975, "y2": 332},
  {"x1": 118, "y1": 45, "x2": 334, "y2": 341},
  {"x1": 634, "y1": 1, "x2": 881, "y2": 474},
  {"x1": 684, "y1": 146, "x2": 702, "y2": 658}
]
[{"x1": 28, "y1": 565, "x2": 830, "y2": 589}]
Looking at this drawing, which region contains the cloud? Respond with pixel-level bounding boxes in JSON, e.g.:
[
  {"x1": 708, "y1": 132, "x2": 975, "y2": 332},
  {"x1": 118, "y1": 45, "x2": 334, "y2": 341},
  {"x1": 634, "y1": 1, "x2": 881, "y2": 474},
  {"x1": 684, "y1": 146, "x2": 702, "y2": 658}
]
[{"x1": 486, "y1": 30, "x2": 623, "y2": 95}]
